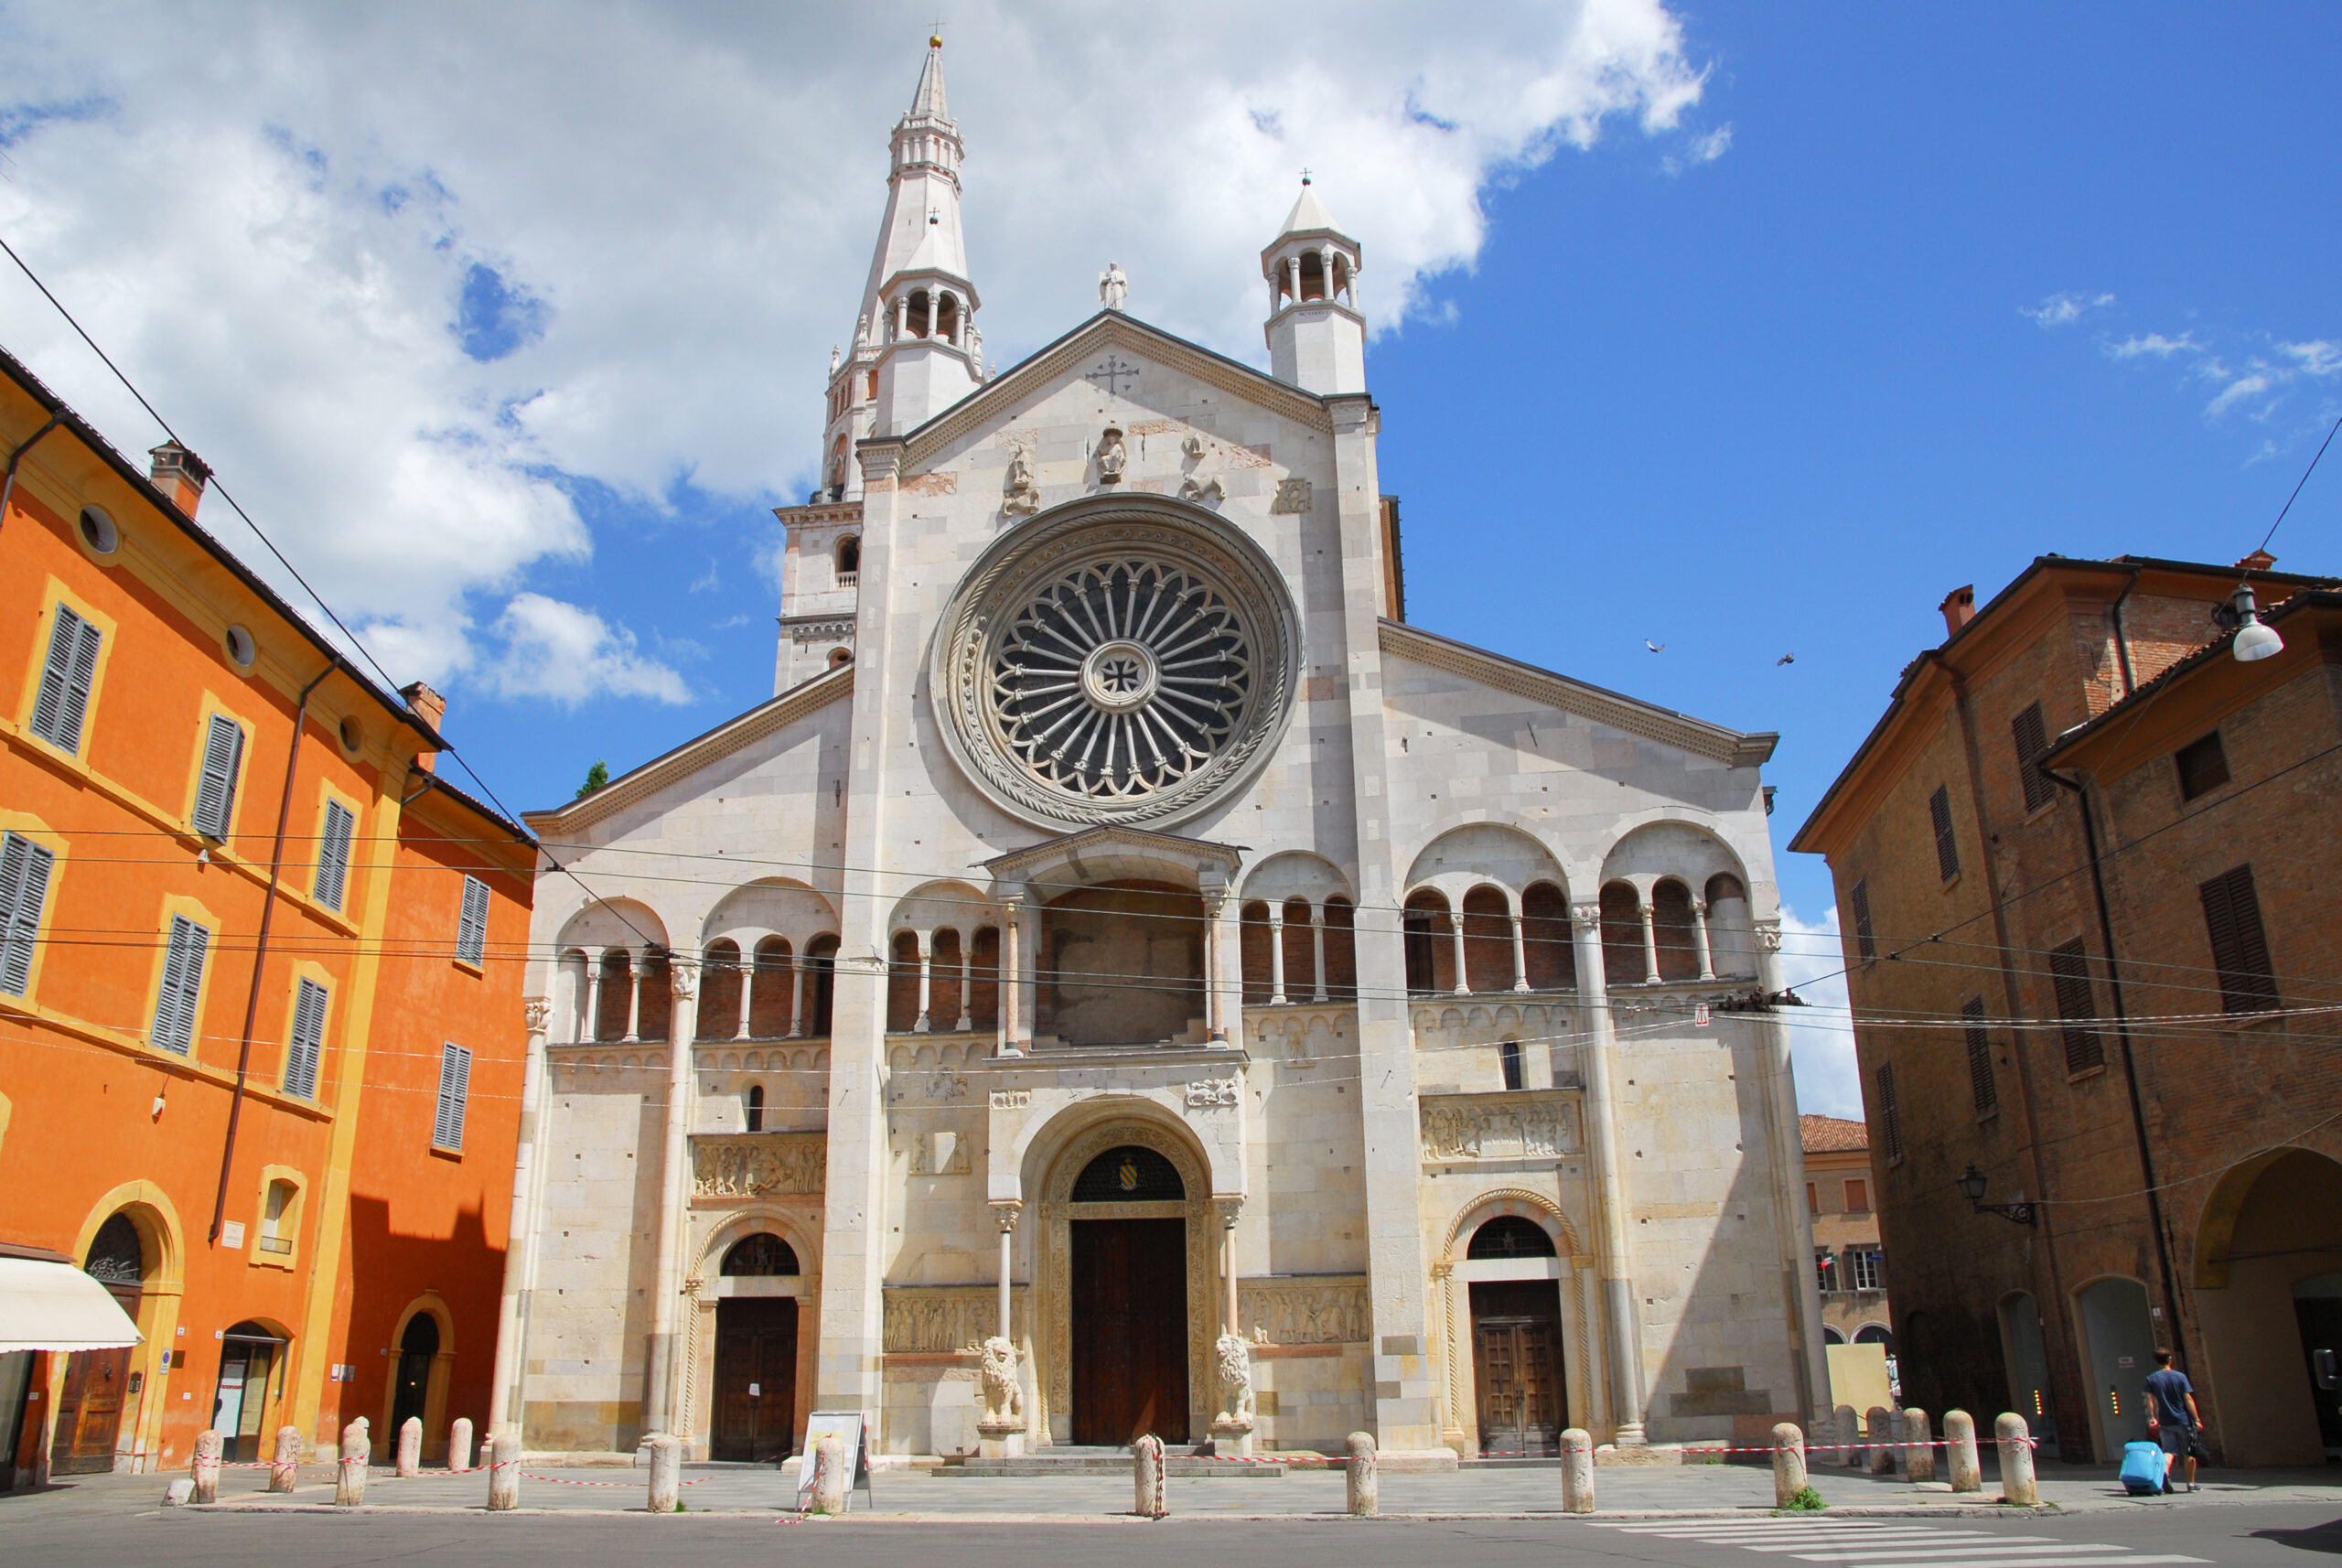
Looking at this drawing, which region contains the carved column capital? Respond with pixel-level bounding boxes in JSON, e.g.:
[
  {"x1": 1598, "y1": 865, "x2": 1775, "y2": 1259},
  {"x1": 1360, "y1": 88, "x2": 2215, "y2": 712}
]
[
  {"x1": 523, "y1": 996, "x2": 553, "y2": 1034},
  {"x1": 990, "y1": 1199, "x2": 1024, "y2": 1233},
  {"x1": 1755, "y1": 919, "x2": 1784, "y2": 952},
  {"x1": 1569, "y1": 902, "x2": 1604, "y2": 932},
  {"x1": 667, "y1": 958, "x2": 702, "y2": 999},
  {"x1": 1213, "y1": 1196, "x2": 1244, "y2": 1229}
]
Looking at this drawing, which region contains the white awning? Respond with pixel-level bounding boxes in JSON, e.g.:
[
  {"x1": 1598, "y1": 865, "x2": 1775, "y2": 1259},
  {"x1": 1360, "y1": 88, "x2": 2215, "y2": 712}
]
[{"x1": 0, "y1": 1258, "x2": 144, "y2": 1354}]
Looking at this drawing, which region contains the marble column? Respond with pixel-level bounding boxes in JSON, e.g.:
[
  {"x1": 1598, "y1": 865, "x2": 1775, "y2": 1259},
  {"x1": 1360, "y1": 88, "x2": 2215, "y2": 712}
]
[
  {"x1": 1570, "y1": 903, "x2": 1645, "y2": 1446},
  {"x1": 1449, "y1": 908, "x2": 1470, "y2": 995},
  {"x1": 623, "y1": 950, "x2": 643, "y2": 1041},
  {"x1": 914, "y1": 931, "x2": 933, "y2": 1033},
  {"x1": 1692, "y1": 899, "x2": 1716, "y2": 982},
  {"x1": 1311, "y1": 907, "x2": 1328, "y2": 1004},
  {"x1": 1509, "y1": 910, "x2": 1531, "y2": 993},
  {"x1": 957, "y1": 939, "x2": 973, "y2": 1033},
  {"x1": 1268, "y1": 908, "x2": 1287, "y2": 1005},
  {"x1": 789, "y1": 957, "x2": 806, "y2": 1038},
  {"x1": 582, "y1": 950, "x2": 603, "y2": 1043},
  {"x1": 999, "y1": 889, "x2": 1026, "y2": 1057},
  {"x1": 1638, "y1": 903, "x2": 1660, "y2": 985},
  {"x1": 488, "y1": 997, "x2": 553, "y2": 1434},
  {"x1": 642, "y1": 958, "x2": 700, "y2": 1443},
  {"x1": 735, "y1": 948, "x2": 754, "y2": 1040},
  {"x1": 1200, "y1": 882, "x2": 1230, "y2": 1046}
]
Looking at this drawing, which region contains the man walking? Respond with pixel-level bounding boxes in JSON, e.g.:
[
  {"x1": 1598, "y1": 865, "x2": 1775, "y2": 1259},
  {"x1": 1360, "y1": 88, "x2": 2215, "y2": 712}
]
[{"x1": 2143, "y1": 1348, "x2": 2204, "y2": 1493}]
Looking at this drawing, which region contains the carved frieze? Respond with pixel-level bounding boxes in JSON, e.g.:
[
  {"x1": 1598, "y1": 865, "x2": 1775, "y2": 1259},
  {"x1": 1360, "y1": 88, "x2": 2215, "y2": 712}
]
[
  {"x1": 1419, "y1": 1090, "x2": 1583, "y2": 1161},
  {"x1": 1239, "y1": 1276, "x2": 1369, "y2": 1345},
  {"x1": 1184, "y1": 1076, "x2": 1240, "y2": 1110},
  {"x1": 692, "y1": 1133, "x2": 826, "y2": 1198},
  {"x1": 883, "y1": 1286, "x2": 1027, "y2": 1355}
]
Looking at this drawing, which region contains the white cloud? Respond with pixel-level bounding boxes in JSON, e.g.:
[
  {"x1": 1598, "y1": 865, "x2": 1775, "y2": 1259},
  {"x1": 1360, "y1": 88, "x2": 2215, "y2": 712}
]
[
  {"x1": 487, "y1": 593, "x2": 690, "y2": 706},
  {"x1": 1776, "y1": 901, "x2": 1861, "y2": 1118},
  {"x1": 2106, "y1": 330, "x2": 2200, "y2": 359},
  {"x1": 0, "y1": 2, "x2": 1708, "y2": 699},
  {"x1": 1661, "y1": 122, "x2": 1731, "y2": 174},
  {"x1": 2204, "y1": 369, "x2": 2273, "y2": 418},
  {"x1": 2283, "y1": 339, "x2": 2341, "y2": 377},
  {"x1": 2023, "y1": 290, "x2": 2114, "y2": 328}
]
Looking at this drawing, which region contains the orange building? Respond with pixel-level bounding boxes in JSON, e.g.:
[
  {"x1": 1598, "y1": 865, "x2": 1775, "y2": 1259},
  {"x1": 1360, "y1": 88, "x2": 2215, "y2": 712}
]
[{"x1": 0, "y1": 344, "x2": 536, "y2": 1483}]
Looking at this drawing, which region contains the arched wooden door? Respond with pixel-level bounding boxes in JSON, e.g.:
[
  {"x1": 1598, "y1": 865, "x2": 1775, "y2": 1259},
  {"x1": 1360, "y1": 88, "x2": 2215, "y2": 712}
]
[{"x1": 51, "y1": 1215, "x2": 143, "y2": 1475}]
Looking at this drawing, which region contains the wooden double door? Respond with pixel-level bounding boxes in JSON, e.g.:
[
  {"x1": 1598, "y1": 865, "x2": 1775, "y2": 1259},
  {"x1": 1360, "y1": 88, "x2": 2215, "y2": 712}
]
[
  {"x1": 49, "y1": 1346, "x2": 133, "y2": 1475},
  {"x1": 711, "y1": 1298, "x2": 799, "y2": 1462},
  {"x1": 1471, "y1": 1281, "x2": 1565, "y2": 1456},
  {"x1": 1071, "y1": 1218, "x2": 1188, "y2": 1444}
]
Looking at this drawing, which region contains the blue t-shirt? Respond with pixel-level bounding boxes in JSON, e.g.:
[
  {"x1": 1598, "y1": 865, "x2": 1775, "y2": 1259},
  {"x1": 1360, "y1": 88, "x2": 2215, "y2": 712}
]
[{"x1": 2143, "y1": 1367, "x2": 2194, "y2": 1429}]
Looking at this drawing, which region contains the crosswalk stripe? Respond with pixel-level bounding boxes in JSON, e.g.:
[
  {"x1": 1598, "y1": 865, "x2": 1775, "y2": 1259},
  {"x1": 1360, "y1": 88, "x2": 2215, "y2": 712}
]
[
  {"x1": 1602, "y1": 1524, "x2": 1937, "y2": 1535},
  {"x1": 1743, "y1": 1540, "x2": 2041, "y2": 1553},
  {"x1": 1654, "y1": 1534, "x2": 1992, "y2": 1546},
  {"x1": 1789, "y1": 1549, "x2": 2130, "y2": 1563},
  {"x1": 1809, "y1": 1558, "x2": 2204, "y2": 1568}
]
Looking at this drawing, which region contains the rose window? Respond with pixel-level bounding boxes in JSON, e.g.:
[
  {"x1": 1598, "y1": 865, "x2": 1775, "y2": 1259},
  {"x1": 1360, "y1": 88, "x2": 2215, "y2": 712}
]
[
  {"x1": 932, "y1": 500, "x2": 1298, "y2": 830},
  {"x1": 991, "y1": 559, "x2": 1252, "y2": 800}
]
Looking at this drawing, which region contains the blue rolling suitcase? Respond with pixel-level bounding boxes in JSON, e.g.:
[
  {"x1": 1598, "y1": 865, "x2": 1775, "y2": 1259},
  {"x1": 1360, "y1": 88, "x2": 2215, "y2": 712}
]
[{"x1": 2119, "y1": 1439, "x2": 2167, "y2": 1496}]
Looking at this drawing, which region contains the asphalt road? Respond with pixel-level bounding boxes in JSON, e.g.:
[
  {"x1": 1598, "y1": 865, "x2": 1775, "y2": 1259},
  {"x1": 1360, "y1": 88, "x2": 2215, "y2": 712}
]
[{"x1": 5, "y1": 1499, "x2": 2340, "y2": 1568}]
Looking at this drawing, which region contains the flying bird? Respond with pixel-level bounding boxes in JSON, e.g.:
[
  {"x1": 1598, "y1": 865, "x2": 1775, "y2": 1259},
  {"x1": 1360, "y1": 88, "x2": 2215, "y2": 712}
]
[
  {"x1": 1645, "y1": 640, "x2": 1665, "y2": 652},
  {"x1": 1777, "y1": 653, "x2": 1795, "y2": 665}
]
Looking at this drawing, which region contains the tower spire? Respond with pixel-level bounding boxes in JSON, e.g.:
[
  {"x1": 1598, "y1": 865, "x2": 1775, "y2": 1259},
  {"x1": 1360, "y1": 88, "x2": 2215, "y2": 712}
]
[{"x1": 813, "y1": 36, "x2": 985, "y2": 498}]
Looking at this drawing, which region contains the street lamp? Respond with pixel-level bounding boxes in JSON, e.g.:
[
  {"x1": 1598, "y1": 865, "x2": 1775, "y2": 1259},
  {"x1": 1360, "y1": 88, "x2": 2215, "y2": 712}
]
[
  {"x1": 2229, "y1": 584, "x2": 2283, "y2": 663},
  {"x1": 1958, "y1": 1164, "x2": 2036, "y2": 1226}
]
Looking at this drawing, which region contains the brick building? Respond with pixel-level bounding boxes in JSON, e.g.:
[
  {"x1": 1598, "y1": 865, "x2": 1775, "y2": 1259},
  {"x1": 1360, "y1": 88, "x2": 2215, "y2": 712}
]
[
  {"x1": 0, "y1": 344, "x2": 537, "y2": 1482},
  {"x1": 1790, "y1": 553, "x2": 2342, "y2": 1466},
  {"x1": 1802, "y1": 1115, "x2": 1890, "y2": 1350}
]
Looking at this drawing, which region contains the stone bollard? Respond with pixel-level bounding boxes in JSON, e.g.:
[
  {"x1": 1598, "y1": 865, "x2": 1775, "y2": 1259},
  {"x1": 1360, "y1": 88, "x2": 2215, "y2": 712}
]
[
  {"x1": 1133, "y1": 1433, "x2": 1166, "y2": 1519},
  {"x1": 336, "y1": 1419, "x2": 370, "y2": 1506},
  {"x1": 269, "y1": 1424, "x2": 302, "y2": 1492},
  {"x1": 1903, "y1": 1408, "x2": 1936, "y2": 1483},
  {"x1": 164, "y1": 1477, "x2": 196, "y2": 1506},
  {"x1": 648, "y1": 1434, "x2": 682, "y2": 1512},
  {"x1": 1866, "y1": 1407, "x2": 1896, "y2": 1474},
  {"x1": 1772, "y1": 1423, "x2": 1808, "y2": 1508},
  {"x1": 1944, "y1": 1410, "x2": 1981, "y2": 1493},
  {"x1": 809, "y1": 1433, "x2": 846, "y2": 1515},
  {"x1": 1835, "y1": 1404, "x2": 1861, "y2": 1466},
  {"x1": 190, "y1": 1429, "x2": 222, "y2": 1504},
  {"x1": 487, "y1": 1432, "x2": 521, "y2": 1510},
  {"x1": 1560, "y1": 1427, "x2": 1595, "y2": 1514},
  {"x1": 1996, "y1": 1412, "x2": 2038, "y2": 1507},
  {"x1": 1346, "y1": 1430, "x2": 1379, "y2": 1518},
  {"x1": 396, "y1": 1415, "x2": 423, "y2": 1478},
  {"x1": 449, "y1": 1416, "x2": 474, "y2": 1473}
]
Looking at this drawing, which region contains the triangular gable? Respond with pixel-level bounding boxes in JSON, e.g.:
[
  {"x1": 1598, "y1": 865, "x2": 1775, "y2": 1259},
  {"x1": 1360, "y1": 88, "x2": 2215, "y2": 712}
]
[
  {"x1": 897, "y1": 312, "x2": 1334, "y2": 472},
  {"x1": 1380, "y1": 619, "x2": 1776, "y2": 768},
  {"x1": 524, "y1": 665, "x2": 854, "y2": 834}
]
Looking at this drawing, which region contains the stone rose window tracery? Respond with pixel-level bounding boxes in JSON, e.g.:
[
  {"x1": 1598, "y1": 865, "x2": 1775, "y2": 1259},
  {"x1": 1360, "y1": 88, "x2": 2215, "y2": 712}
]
[
  {"x1": 992, "y1": 558, "x2": 1252, "y2": 802},
  {"x1": 933, "y1": 498, "x2": 1298, "y2": 830}
]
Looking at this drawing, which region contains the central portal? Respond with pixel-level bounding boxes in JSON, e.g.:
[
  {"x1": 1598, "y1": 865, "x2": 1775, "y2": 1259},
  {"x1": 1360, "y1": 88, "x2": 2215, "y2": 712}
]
[{"x1": 1068, "y1": 1144, "x2": 1190, "y2": 1444}]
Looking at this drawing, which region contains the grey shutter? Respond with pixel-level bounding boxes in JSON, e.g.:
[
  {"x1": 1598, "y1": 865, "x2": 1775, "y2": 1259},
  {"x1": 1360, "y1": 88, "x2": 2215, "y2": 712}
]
[
  {"x1": 30, "y1": 606, "x2": 103, "y2": 753},
  {"x1": 2012, "y1": 702, "x2": 2056, "y2": 812},
  {"x1": 1929, "y1": 784, "x2": 1961, "y2": 881},
  {"x1": 434, "y1": 1042, "x2": 473, "y2": 1150},
  {"x1": 0, "y1": 832, "x2": 57, "y2": 997},
  {"x1": 190, "y1": 714, "x2": 245, "y2": 840},
  {"x1": 457, "y1": 875, "x2": 490, "y2": 965},
  {"x1": 2200, "y1": 864, "x2": 2279, "y2": 1015},
  {"x1": 2048, "y1": 939, "x2": 2103, "y2": 1071},
  {"x1": 284, "y1": 977, "x2": 328, "y2": 1099},
  {"x1": 313, "y1": 800, "x2": 355, "y2": 911},
  {"x1": 152, "y1": 915, "x2": 210, "y2": 1056},
  {"x1": 1850, "y1": 877, "x2": 1876, "y2": 961},
  {"x1": 1961, "y1": 996, "x2": 1998, "y2": 1114}
]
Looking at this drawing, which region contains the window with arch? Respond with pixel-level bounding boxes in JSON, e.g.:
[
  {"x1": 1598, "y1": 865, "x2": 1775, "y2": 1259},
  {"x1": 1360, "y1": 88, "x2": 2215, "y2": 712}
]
[
  {"x1": 748, "y1": 937, "x2": 794, "y2": 1038},
  {"x1": 1466, "y1": 1215, "x2": 1556, "y2": 1260},
  {"x1": 1402, "y1": 891, "x2": 1454, "y2": 995},
  {"x1": 1071, "y1": 1144, "x2": 1185, "y2": 1202},
  {"x1": 722, "y1": 1231, "x2": 800, "y2": 1275},
  {"x1": 1460, "y1": 886, "x2": 1512, "y2": 993},
  {"x1": 1598, "y1": 883, "x2": 1644, "y2": 985},
  {"x1": 1520, "y1": 883, "x2": 1574, "y2": 992},
  {"x1": 835, "y1": 536, "x2": 860, "y2": 577},
  {"x1": 1499, "y1": 1039, "x2": 1524, "y2": 1092},
  {"x1": 744, "y1": 1084, "x2": 765, "y2": 1133},
  {"x1": 1297, "y1": 252, "x2": 1327, "y2": 301},
  {"x1": 886, "y1": 930, "x2": 921, "y2": 1032},
  {"x1": 701, "y1": 940, "x2": 743, "y2": 1040},
  {"x1": 1651, "y1": 879, "x2": 1700, "y2": 982},
  {"x1": 1240, "y1": 900, "x2": 1273, "y2": 1004},
  {"x1": 1322, "y1": 897, "x2": 1358, "y2": 1000}
]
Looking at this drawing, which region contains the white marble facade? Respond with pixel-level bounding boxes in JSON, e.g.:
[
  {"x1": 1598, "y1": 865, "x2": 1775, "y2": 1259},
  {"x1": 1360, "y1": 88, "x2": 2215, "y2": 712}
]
[{"x1": 496, "y1": 40, "x2": 1829, "y2": 1465}]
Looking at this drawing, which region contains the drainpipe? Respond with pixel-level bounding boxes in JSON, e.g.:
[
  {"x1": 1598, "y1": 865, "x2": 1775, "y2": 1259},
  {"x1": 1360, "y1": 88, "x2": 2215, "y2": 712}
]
[
  {"x1": 2108, "y1": 564, "x2": 2143, "y2": 697},
  {"x1": 210, "y1": 664, "x2": 336, "y2": 1243},
  {"x1": 0, "y1": 413, "x2": 64, "y2": 530},
  {"x1": 2039, "y1": 760, "x2": 2187, "y2": 1358}
]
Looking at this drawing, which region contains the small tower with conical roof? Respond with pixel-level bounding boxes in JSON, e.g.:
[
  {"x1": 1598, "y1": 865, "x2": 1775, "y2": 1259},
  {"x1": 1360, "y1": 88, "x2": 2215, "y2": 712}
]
[
  {"x1": 1262, "y1": 178, "x2": 1365, "y2": 395},
  {"x1": 818, "y1": 36, "x2": 985, "y2": 492}
]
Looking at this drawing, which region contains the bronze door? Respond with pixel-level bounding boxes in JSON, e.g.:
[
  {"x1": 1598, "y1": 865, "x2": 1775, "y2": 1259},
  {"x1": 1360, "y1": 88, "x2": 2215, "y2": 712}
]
[
  {"x1": 711, "y1": 1298, "x2": 799, "y2": 1462},
  {"x1": 49, "y1": 1347, "x2": 132, "y2": 1474},
  {"x1": 1071, "y1": 1218, "x2": 1187, "y2": 1444},
  {"x1": 1471, "y1": 1281, "x2": 1564, "y2": 1456}
]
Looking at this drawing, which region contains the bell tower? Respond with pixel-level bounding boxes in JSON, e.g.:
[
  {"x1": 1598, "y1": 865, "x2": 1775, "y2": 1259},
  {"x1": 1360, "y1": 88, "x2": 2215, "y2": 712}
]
[{"x1": 1262, "y1": 177, "x2": 1365, "y2": 396}]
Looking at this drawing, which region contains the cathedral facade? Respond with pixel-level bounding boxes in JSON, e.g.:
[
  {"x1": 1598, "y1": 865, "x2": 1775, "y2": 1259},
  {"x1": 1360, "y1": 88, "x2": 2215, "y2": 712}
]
[{"x1": 493, "y1": 40, "x2": 1828, "y2": 1465}]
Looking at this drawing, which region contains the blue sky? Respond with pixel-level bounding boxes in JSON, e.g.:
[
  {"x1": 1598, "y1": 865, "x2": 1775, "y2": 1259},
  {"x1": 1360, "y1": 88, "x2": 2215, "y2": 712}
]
[{"x1": 3, "y1": 5, "x2": 2334, "y2": 1112}]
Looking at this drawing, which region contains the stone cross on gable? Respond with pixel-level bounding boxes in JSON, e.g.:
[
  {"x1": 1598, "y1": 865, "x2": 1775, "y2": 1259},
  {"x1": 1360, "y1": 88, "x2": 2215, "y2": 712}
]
[{"x1": 1084, "y1": 356, "x2": 1140, "y2": 396}]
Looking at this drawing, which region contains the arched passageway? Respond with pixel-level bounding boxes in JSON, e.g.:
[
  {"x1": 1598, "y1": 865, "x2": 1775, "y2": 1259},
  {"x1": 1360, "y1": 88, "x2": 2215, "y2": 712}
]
[{"x1": 2195, "y1": 1147, "x2": 2342, "y2": 1466}]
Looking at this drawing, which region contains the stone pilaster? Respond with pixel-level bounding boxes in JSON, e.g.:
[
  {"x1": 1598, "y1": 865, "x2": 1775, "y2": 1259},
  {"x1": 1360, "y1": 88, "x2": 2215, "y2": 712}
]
[
  {"x1": 488, "y1": 995, "x2": 553, "y2": 1434},
  {"x1": 1571, "y1": 902, "x2": 1645, "y2": 1445},
  {"x1": 643, "y1": 957, "x2": 699, "y2": 1439}
]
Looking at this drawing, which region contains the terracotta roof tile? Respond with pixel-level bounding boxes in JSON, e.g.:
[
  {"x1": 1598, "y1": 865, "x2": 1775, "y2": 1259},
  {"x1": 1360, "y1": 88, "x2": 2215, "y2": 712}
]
[{"x1": 1801, "y1": 1113, "x2": 1869, "y2": 1154}]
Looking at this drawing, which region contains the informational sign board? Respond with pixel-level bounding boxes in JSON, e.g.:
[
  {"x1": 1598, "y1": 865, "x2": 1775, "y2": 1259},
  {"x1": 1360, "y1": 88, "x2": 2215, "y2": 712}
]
[{"x1": 794, "y1": 1411, "x2": 872, "y2": 1511}]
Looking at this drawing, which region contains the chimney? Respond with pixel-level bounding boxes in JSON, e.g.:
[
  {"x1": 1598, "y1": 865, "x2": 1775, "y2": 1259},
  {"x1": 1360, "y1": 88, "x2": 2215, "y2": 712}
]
[
  {"x1": 401, "y1": 681, "x2": 446, "y2": 773},
  {"x1": 1939, "y1": 585, "x2": 1976, "y2": 637},
  {"x1": 2236, "y1": 549, "x2": 2276, "y2": 572},
  {"x1": 148, "y1": 442, "x2": 211, "y2": 516}
]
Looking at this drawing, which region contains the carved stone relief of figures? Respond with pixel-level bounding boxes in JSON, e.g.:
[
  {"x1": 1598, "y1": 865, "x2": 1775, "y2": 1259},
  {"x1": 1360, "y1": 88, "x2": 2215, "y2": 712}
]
[
  {"x1": 882, "y1": 1286, "x2": 1026, "y2": 1354},
  {"x1": 1270, "y1": 478, "x2": 1313, "y2": 513},
  {"x1": 1002, "y1": 444, "x2": 1041, "y2": 517},
  {"x1": 1238, "y1": 1277, "x2": 1370, "y2": 1345},
  {"x1": 1418, "y1": 1094, "x2": 1583, "y2": 1161},
  {"x1": 1184, "y1": 1077, "x2": 1240, "y2": 1109},
  {"x1": 692, "y1": 1133, "x2": 828, "y2": 1198},
  {"x1": 1094, "y1": 425, "x2": 1127, "y2": 485},
  {"x1": 1178, "y1": 475, "x2": 1225, "y2": 506}
]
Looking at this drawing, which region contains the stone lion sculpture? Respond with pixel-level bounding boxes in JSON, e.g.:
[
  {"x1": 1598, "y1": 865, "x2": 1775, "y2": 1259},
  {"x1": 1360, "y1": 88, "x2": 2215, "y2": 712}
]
[
  {"x1": 979, "y1": 1335, "x2": 1022, "y2": 1422},
  {"x1": 1214, "y1": 1331, "x2": 1255, "y2": 1425}
]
